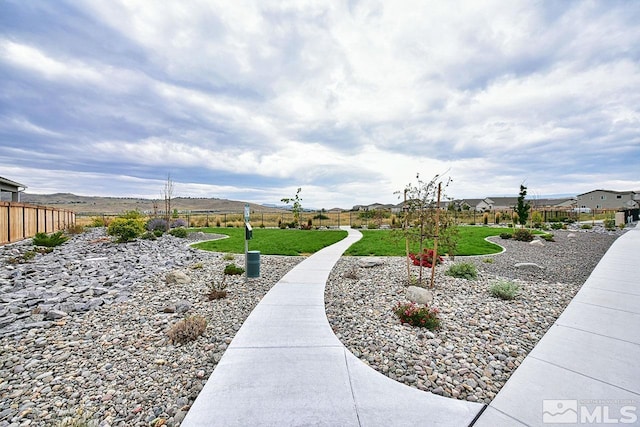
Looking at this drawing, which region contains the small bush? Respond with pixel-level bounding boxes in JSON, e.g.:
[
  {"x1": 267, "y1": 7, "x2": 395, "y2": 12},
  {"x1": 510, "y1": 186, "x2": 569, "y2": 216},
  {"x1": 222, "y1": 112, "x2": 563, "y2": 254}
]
[
  {"x1": 445, "y1": 262, "x2": 478, "y2": 280},
  {"x1": 394, "y1": 302, "x2": 440, "y2": 330},
  {"x1": 603, "y1": 219, "x2": 616, "y2": 231},
  {"x1": 107, "y1": 218, "x2": 145, "y2": 243},
  {"x1": 90, "y1": 217, "x2": 107, "y2": 227},
  {"x1": 146, "y1": 218, "x2": 168, "y2": 232},
  {"x1": 581, "y1": 224, "x2": 593, "y2": 230},
  {"x1": 550, "y1": 222, "x2": 563, "y2": 230},
  {"x1": 153, "y1": 229, "x2": 164, "y2": 237},
  {"x1": 500, "y1": 232, "x2": 512, "y2": 239},
  {"x1": 140, "y1": 231, "x2": 157, "y2": 240},
  {"x1": 619, "y1": 223, "x2": 626, "y2": 230},
  {"x1": 167, "y1": 315, "x2": 207, "y2": 344},
  {"x1": 65, "y1": 224, "x2": 85, "y2": 235},
  {"x1": 224, "y1": 263, "x2": 245, "y2": 275},
  {"x1": 490, "y1": 280, "x2": 520, "y2": 300},
  {"x1": 222, "y1": 253, "x2": 235, "y2": 261},
  {"x1": 483, "y1": 257, "x2": 494, "y2": 263},
  {"x1": 122, "y1": 210, "x2": 143, "y2": 219},
  {"x1": 171, "y1": 218, "x2": 188, "y2": 228},
  {"x1": 541, "y1": 233, "x2": 555, "y2": 242},
  {"x1": 6, "y1": 250, "x2": 37, "y2": 264},
  {"x1": 512, "y1": 229, "x2": 534, "y2": 242},
  {"x1": 409, "y1": 250, "x2": 443, "y2": 268},
  {"x1": 207, "y1": 276, "x2": 227, "y2": 300},
  {"x1": 169, "y1": 227, "x2": 188, "y2": 238},
  {"x1": 32, "y1": 231, "x2": 68, "y2": 247}
]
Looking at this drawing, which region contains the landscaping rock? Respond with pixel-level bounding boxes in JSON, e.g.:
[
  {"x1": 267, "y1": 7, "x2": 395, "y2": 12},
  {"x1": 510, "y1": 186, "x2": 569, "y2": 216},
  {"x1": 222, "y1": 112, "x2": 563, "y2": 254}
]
[
  {"x1": 405, "y1": 286, "x2": 434, "y2": 305},
  {"x1": 165, "y1": 270, "x2": 191, "y2": 284},
  {"x1": 514, "y1": 262, "x2": 544, "y2": 270},
  {"x1": 358, "y1": 257, "x2": 385, "y2": 268}
]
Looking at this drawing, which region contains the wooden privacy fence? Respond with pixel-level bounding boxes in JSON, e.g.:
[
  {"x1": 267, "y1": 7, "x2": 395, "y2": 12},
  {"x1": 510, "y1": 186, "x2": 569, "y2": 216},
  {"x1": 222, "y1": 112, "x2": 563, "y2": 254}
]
[{"x1": 0, "y1": 202, "x2": 76, "y2": 245}]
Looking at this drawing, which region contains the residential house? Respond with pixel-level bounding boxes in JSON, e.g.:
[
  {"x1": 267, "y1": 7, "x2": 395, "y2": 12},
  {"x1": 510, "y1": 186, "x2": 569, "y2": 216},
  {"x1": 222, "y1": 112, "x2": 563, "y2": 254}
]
[
  {"x1": 0, "y1": 176, "x2": 27, "y2": 202},
  {"x1": 576, "y1": 190, "x2": 639, "y2": 210}
]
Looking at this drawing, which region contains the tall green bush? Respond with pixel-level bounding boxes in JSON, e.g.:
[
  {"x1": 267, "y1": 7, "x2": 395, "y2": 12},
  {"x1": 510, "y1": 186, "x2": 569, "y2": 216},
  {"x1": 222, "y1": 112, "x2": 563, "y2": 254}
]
[{"x1": 107, "y1": 218, "x2": 145, "y2": 243}]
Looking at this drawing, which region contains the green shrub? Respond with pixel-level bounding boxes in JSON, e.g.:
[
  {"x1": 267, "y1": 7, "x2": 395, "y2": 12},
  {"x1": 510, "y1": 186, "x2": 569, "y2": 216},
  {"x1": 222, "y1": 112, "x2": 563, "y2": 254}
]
[
  {"x1": 153, "y1": 229, "x2": 164, "y2": 237},
  {"x1": 500, "y1": 232, "x2": 512, "y2": 239},
  {"x1": 581, "y1": 223, "x2": 593, "y2": 230},
  {"x1": 222, "y1": 253, "x2": 235, "y2": 261},
  {"x1": 167, "y1": 315, "x2": 207, "y2": 344},
  {"x1": 224, "y1": 263, "x2": 245, "y2": 275},
  {"x1": 394, "y1": 302, "x2": 440, "y2": 330},
  {"x1": 603, "y1": 219, "x2": 615, "y2": 230},
  {"x1": 512, "y1": 229, "x2": 534, "y2": 242},
  {"x1": 445, "y1": 262, "x2": 478, "y2": 280},
  {"x1": 490, "y1": 280, "x2": 520, "y2": 300},
  {"x1": 107, "y1": 218, "x2": 145, "y2": 243},
  {"x1": 141, "y1": 231, "x2": 157, "y2": 240},
  {"x1": 169, "y1": 227, "x2": 188, "y2": 238},
  {"x1": 619, "y1": 223, "x2": 626, "y2": 230},
  {"x1": 541, "y1": 233, "x2": 555, "y2": 242},
  {"x1": 32, "y1": 231, "x2": 68, "y2": 247},
  {"x1": 550, "y1": 222, "x2": 563, "y2": 230},
  {"x1": 483, "y1": 257, "x2": 494, "y2": 263},
  {"x1": 90, "y1": 217, "x2": 107, "y2": 227},
  {"x1": 122, "y1": 210, "x2": 143, "y2": 219}
]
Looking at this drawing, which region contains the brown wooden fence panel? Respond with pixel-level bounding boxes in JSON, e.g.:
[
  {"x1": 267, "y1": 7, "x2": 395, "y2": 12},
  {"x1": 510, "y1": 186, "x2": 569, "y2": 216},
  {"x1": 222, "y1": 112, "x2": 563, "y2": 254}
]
[
  {"x1": 0, "y1": 205, "x2": 8, "y2": 245},
  {"x1": 24, "y1": 207, "x2": 37, "y2": 237},
  {"x1": 0, "y1": 202, "x2": 75, "y2": 245}
]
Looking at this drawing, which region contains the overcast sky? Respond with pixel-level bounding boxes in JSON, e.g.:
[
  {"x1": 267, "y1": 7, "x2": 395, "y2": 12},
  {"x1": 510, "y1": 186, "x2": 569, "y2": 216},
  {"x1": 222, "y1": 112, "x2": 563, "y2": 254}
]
[{"x1": 1, "y1": 1, "x2": 639, "y2": 209}]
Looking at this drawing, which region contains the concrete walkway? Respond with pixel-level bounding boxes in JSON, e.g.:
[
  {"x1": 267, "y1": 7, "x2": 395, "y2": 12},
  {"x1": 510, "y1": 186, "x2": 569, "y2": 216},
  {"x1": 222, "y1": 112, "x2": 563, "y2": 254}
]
[
  {"x1": 474, "y1": 223, "x2": 640, "y2": 426},
  {"x1": 183, "y1": 227, "x2": 483, "y2": 426}
]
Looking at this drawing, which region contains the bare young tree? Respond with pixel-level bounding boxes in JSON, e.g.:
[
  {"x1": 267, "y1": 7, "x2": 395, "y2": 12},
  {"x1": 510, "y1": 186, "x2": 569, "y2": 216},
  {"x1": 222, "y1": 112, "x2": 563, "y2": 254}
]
[{"x1": 163, "y1": 174, "x2": 174, "y2": 231}]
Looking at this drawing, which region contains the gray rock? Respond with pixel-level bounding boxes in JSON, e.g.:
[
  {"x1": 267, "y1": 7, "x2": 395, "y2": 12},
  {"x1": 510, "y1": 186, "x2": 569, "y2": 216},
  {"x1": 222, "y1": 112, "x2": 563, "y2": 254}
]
[
  {"x1": 165, "y1": 270, "x2": 191, "y2": 284},
  {"x1": 406, "y1": 286, "x2": 433, "y2": 305},
  {"x1": 357, "y1": 257, "x2": 385, "y2": 268},
  {"x1": 530, "y1": 239, "x2": 544, "y2": 246},
  {"x1": 44, "y1": 310, "x2": 68, "y2": 320},
  {"x1": 514, "y1": 262, "x2": 543, "y2": 270},
  {"x1": 175, "y1": 300, "x2": 191, "y2": 314}
]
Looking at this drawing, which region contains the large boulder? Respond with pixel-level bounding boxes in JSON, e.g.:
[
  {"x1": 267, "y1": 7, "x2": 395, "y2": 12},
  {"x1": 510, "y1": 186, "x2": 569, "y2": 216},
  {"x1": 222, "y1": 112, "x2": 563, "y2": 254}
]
[
  {"x1": 166, "y1": 270, "x2": 191, "y2": 285},
  {"x1": 358, "y1": 257, "x2": 385, "y2": 268},
  {"x1": 514, "y1": 262, "x2": 543, "y2": 270},
  {"x1": 406, "y1": 286, "x2": 433, "y2": 305}
]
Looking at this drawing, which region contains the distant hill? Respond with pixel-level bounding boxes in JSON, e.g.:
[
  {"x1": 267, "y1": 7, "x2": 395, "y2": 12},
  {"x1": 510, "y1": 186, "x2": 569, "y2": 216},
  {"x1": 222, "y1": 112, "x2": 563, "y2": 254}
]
[{"x1": 21, "y1": 193, "x2": 285, "y2": 215}]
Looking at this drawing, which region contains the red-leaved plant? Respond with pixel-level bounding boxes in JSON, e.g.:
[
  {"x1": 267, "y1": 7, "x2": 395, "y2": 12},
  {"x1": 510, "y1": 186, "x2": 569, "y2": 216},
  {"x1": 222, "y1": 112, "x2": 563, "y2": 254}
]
[
  {"x1": 408, "y1": 249, "x2": 443, "y2": 268},
  {"x1": 393, "y1": 302, "x2": 441, "y2": 330}
]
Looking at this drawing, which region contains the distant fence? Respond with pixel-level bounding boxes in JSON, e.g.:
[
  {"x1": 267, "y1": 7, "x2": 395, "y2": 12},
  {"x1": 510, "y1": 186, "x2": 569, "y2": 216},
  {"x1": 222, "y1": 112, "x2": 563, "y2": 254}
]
[{"x1": 0, "y1": 202, "x2": 76, "y2": 245}]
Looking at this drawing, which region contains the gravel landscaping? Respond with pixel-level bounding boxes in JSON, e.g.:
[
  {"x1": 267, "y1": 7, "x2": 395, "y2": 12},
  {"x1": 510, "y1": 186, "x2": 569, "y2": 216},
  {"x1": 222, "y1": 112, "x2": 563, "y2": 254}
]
[
  {"x1": 0, "y1": 229, "x2": 302, "y2": 426},
  {"x1": 0, "y1": 225, "x2": 626, "y2": 426},
  {"x1": 325, "y1": 227, "x2": 624, "y2": 404}
]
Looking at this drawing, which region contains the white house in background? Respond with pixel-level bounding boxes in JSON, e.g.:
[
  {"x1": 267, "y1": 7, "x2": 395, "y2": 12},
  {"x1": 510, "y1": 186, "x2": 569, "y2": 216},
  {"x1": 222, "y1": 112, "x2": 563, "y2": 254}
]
[{"x1": 576, "y1": 189, "x2": 639, "y2": 210}]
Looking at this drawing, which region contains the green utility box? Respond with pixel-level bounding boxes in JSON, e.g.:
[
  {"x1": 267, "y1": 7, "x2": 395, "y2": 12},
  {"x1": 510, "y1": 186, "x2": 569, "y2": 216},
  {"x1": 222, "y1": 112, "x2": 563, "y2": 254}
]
[{"x1": 247, "y1": 250, "x2": 260, "y2": 278}]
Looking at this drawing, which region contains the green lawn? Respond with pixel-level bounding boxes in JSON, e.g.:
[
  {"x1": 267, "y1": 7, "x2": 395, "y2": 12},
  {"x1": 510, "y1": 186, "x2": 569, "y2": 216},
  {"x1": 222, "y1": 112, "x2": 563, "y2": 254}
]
[
  {"x1": 191, "y1": 226, "x2": 520, "y2": 256},
  {"x1": 191, "y1": 227, "x2": 347, "y2": 256},
  {"x1": 344, "y1": 226, "x2": 518, "y2": 256}
]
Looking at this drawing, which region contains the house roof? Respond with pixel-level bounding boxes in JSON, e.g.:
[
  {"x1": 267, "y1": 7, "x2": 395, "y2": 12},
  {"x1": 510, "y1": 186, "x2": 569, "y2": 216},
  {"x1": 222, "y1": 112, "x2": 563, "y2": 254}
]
[
  {"x1": 577, "y1": 189, "x2": 637, "y2": 197},
  {"x1": 0, "y1": 176, "x2": 27, "y2": 192}
]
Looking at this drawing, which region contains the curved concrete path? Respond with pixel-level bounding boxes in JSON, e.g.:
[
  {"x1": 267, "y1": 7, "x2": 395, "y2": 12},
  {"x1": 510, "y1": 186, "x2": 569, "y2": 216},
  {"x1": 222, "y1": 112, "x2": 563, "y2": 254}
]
[
  {"x1": 474, "y1": 223, "x2": 640, "y2": 426},
  {"x1": 183, "y1": 227, "x2": 483, "y2": 426}
]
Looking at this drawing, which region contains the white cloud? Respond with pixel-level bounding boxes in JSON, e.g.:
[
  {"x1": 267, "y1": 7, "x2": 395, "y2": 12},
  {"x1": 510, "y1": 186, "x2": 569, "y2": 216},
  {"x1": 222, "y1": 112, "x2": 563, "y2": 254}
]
[{"x1": 1, "y1": 1, "x2": 639, "y2": 208}]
